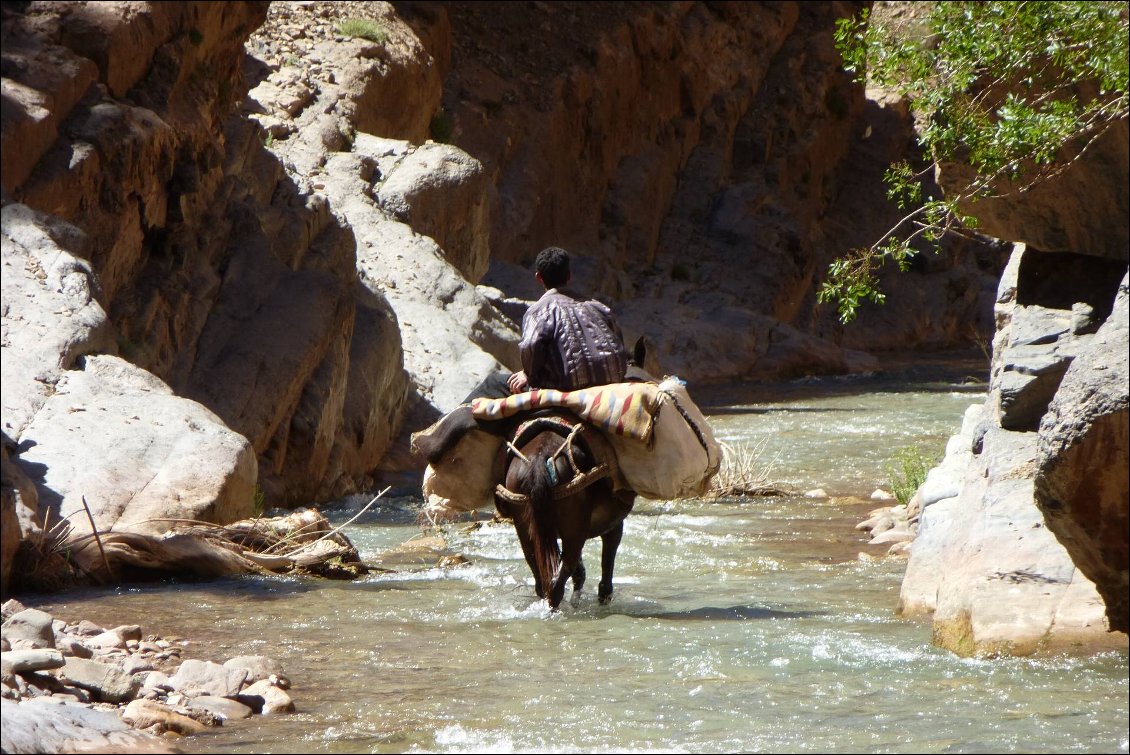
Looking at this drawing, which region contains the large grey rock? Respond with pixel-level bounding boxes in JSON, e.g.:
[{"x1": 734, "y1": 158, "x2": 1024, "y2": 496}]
[
  {"x1": 121, "y1": 697, "x2": 209, "y2": 735},
  {"x1": 1, "y1": 648, "x2": 64, "y2": 675},
  {"x1": 901, "y1": 419, "x2": 1117, "y2": 656},
  {"x1": 14, "y1": 354, "x2": 257, "y2": 535},
  {"x1": 995, "y1": 305, "x2": 1078, "y2": 431},
  {"x1": 186, "y1": 694, "x2": 254, "y2": 721},
  {"x1": 60, "y1": 657, "x2": 141, "y2": 703},
  {"x1": 1035, "y1": 272, "x2": 1129, "y2": 633},
  {"x1": 897, "y1": 249, "x2": 1122, "y2": 654},
  {"x1": 319, "y1": 147, "x2": 520, "y2": 415},
  {"x1": 899, "y1": 495, "x2": 963, "y2": 617},
  {"x1": 239, "y1": 678, "x2": 295, "y2": 714},
  {"x1": 223, "y1": 654, "x2": 287, "y2": 684},
  {"x1": 1, "y1": 698, "x2": 176, "y2": 754},
  {"x1": 168, "y1": 659, "x2": 248, "y2": 698},
  {"x1": 374, "y1": 140, "x2": 491, "y2": 283},
  {"x1": 0, "y1": 204, "x2": 115, "y2": 441},
  {"x1": 1, "y1": 609, "x2": 55, "y2": 650}
]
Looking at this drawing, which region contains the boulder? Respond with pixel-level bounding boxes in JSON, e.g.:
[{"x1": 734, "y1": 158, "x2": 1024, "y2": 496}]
[
  {"x1": 1, "y1": 648, "x2": 64, "y2": 675},
  {"x1": 1035, "y1": 272, "x2": 1130, "y2": 633},
  {"x1": 238, "y1": 678, "x2": 295, "y2": 714},
  {"x1": 14, "y1": 354, "x2": 258, "y2": 536},
  {"x1": 1, "y1": 697, "x2": 176, "y2": 754},
  {"x1": 186, "y1": 694, "x2": 254, "y2": 721},
  {"x1": 168, "y1": 658, "x2": 248, "y2": 698},
  {"x1": 1, "y1": 609, "x2": 55, "y2": 650},
  {"x1": 939, "y1": 120, "x2": 1129, "y2": 261},
  {"x1": 223, "y1": 654, "x2": 287, "y2": 685},
  {"x1": 0, "y1": 204, "x2": 115, "y2": 443},
  {"x1": 374, "y1": 141, "x2": 491, "y2": 282},
  {"x1": 60, "y1": 657, "x2": 141, "y2": 703},
  {"x1": 121, "y1": 697, "x2": 210, "y2": 735}
]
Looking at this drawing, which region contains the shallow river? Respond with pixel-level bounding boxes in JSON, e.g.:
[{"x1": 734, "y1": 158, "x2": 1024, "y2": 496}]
[{"x1": 29, "y1": 353, "x2": 1129, "y2": 753}]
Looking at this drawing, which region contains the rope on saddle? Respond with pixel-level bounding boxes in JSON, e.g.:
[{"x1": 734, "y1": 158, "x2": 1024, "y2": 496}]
[
  {"x1": 495, "y1": 415, "x2": 614, "y2": 505},
  {"x1": 494, "y1": 462, "x2": 613, "y2": 504},
  {"x1": 660, "y1": 388, "x2": 712, "y2": 457}
]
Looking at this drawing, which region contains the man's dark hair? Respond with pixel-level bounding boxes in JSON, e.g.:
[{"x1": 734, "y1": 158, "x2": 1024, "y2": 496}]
[{"x1": 535, "y1": 246, "x2": 570, "y2": 289}]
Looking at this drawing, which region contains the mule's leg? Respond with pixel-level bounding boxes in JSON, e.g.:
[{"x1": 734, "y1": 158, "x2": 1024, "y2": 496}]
[
  {"x1": 572, "y1": 557, "x2": 586, "y2": 593},
  {"x1": 598, "y1": 521, "x2": 624, "y2": 604},
  {"x1": 509, "y1": 508, "x2": 546, "y2": 599},
  {"x1": 549, "y1": 538, "x2": 585, "y2": 609}
]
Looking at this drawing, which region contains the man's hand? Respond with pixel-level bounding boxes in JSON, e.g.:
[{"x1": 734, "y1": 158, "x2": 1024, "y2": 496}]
[{"x1": 507, "y1": 370, "x2": 529, "y2": 394}]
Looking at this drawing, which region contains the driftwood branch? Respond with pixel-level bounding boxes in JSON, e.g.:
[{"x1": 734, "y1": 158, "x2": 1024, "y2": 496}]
[
  {"x1": 56, "y1": 501, "x2": 378, "y2": 583},
  {"x1": 81, "y1": 495, "x2": 114, "y2": 582}
]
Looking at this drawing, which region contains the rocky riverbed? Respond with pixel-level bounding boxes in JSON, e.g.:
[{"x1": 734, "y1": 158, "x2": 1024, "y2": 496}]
[{"x1": 1, "y1": 599, "x2": 294, "y2": 753}]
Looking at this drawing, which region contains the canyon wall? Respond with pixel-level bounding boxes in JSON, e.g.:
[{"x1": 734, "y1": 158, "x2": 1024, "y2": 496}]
[{"x1": 7, "y1": 0, "x2": 1119, "y2": 648}]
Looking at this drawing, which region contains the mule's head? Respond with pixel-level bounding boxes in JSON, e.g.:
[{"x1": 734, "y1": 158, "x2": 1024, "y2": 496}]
[{"x1": 625, "y1": 336, "x2": 659, "y2": 383}]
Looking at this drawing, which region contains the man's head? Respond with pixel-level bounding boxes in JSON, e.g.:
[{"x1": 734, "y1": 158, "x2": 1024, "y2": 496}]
[{"x1": 534, "y1": 246, "x2": 570, "y2": 289}]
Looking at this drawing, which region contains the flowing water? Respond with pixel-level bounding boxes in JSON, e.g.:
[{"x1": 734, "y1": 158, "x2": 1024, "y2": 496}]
[{"x1": 26, "y1": 352, "x2": 1129, "y2": 753}]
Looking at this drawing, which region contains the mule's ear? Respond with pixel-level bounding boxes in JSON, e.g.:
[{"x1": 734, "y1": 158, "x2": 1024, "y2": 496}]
[{"x1": 632, "y1": 336, "x2": 646, "y2": 367}]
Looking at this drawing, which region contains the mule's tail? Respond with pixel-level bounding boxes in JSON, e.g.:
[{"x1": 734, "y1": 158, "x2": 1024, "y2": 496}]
[{"x1": 518, "y1": 448, "x2": 560, "y2": 599}]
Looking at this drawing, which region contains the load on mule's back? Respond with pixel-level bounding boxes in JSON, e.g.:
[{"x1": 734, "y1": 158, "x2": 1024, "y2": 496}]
[{"x1": 412, "y1": 247, "x2": 721, "y2": 609}]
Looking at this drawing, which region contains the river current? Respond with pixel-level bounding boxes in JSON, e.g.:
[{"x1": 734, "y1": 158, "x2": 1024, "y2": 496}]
[{"x1": 28, "y1": 352, "x2": 1129, "y2": 753}]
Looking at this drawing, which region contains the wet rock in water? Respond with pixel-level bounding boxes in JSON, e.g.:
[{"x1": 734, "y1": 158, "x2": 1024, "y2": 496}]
[
  {"x1": 187, "y1": 694, "x2": 255, "y2": 721},
  {"x1": 238, "y1": 678, "x2": 296, "y2": 714},
  {"x1": 2, "y1": 697, "x2": 177, "y2": 754},
  {"x1": 224, "y1": 654, "x2": 288, "y2": 686},
  {"x1": 121, "y1": 697, "x2": 211, "y2": 735},
  {"x1": 373, "y1": 533, "x2": 467, "y2": 569},
  {"x1": 168, "y1": 659, "x2": 249, "y2": 698},
  {"x1": 870, "y1": 488, "x2": 895, "y2": 501},
  {"x1": 868, "y1": 515, "x2": 896, "y2": 536},
  {"x1": 887, "y1": 541, "x2": 913, "y2": 559},
  {"x1": 60, "y1": 657, "x2": 142, "y2": 703},
  {"x1": 1, "y1": 609, "x2": 56, "y2": 649},
  {"x1": 803, "y1": 488, "x2": 828, "y2": 499},
  {"x1": 869, "y1": 527, "x2": 914, "y2": 546}
]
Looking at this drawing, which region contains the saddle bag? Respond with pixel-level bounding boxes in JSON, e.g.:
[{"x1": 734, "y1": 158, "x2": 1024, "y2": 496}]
[{"x1": 607, "y1": 377, "x2": 722, "y2": 501}]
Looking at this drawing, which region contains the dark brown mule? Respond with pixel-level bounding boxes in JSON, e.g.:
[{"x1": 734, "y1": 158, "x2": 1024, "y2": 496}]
[{"x1": 494, "y1": 414, "x2": 636, "y2": 609}]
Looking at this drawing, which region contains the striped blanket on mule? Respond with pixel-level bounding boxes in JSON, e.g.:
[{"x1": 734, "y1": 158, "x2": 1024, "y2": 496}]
[{"x1": 469, "y1": 382, "x2": 659, "y2": 442}]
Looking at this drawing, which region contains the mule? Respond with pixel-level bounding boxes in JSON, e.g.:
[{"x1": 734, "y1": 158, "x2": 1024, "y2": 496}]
[
  {"x1": 493, "y1": 337, "x2": 652, "y2": 609},
  {"x1": 494, "y1": 414, "x2": 635, "y2": 609}
]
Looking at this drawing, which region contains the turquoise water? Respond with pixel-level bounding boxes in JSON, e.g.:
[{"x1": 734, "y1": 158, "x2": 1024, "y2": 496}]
[{"x1": 28, "y1": 353, "x2": 1129, "y2": 753}]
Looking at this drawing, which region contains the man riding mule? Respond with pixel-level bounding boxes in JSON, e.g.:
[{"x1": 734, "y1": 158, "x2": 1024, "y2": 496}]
[
  {"x1": 413, "y1": 247, "x2": 721, "y2": 609},
  {"x1": 470, "y1": 246, "x2": 631, "y2": 400}
]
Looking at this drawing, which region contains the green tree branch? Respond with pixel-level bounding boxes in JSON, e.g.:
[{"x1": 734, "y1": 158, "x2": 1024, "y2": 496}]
[{"x1": 821, "y1": 1, "x2": 1129, "y2": 323}]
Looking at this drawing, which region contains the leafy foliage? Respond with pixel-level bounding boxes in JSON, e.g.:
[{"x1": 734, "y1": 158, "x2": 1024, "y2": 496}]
[
  {"x1": 430, "y1": 108, "x2": 454, "y2": 143},
  {"x1": 820, "y1": 1, "x2": 1129, "y2": 323},
  {"x1": 886, "y1": 444, "x2": 939, "y2": 506},
  {"x1": 336, "y1": 18, "x2": 389, "y2": 44}
]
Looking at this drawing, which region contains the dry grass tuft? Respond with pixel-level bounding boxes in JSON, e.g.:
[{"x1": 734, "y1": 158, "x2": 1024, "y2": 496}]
[{"x1": 706, "y1": 439, "x2": 791, "y2": 499}]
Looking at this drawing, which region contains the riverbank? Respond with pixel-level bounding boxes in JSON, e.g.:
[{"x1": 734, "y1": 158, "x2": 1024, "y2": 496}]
[{"x1": 1, "y1": 599, "x2": 295, "y2": 753}]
